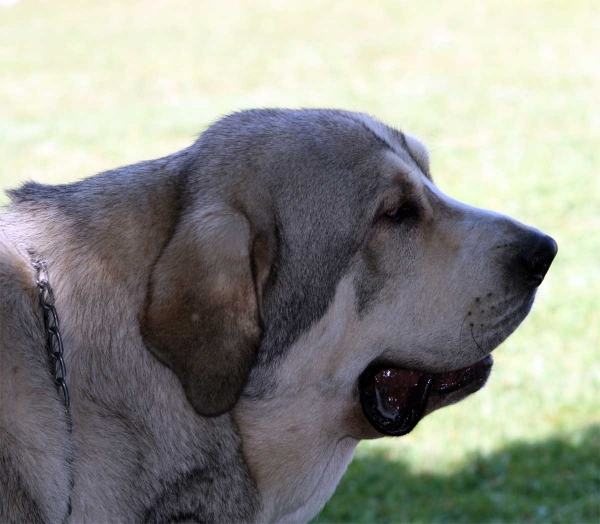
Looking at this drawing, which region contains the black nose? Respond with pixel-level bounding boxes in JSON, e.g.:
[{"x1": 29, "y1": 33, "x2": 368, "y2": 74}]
[{"x1": 519, "y1": 234, "x2": 558, "y2": 286}]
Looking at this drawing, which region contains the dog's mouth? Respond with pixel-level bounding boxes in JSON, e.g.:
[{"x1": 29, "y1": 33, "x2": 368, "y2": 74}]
[{"x1": 359, "y1": 355, "x2": 493, "y2": 436}]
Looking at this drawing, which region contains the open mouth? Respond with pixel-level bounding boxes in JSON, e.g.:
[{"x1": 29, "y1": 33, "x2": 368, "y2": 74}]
[{"x1": 359, "y1": 355, "x2": 493, "y2": 436}]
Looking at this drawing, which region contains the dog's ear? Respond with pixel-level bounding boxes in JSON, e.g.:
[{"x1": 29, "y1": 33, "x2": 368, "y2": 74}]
[{"x1": 140, "y1": 206, "x2": 261, "y2": 417}]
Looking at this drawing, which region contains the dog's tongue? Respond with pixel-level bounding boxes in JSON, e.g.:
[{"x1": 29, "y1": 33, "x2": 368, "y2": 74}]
[{"x1": 359, "y1": 358, "x2": 492, "y2": 436}]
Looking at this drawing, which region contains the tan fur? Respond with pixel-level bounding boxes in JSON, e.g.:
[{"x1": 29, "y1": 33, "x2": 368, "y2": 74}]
[
  {"x1": 0, "y1": 109, "x2": 554, "y2": 523},
  {"x1": 0, "y1": 231, "x2": 73, "y2": 523}
]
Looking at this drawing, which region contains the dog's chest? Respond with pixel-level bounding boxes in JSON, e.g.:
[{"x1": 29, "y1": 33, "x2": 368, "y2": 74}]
[
  {"x1": 235, "y1": 391, "x2": 359, "y2": 523},
  {"x1": 272, "y1": 437, "x2": 358, "y2": 523}
]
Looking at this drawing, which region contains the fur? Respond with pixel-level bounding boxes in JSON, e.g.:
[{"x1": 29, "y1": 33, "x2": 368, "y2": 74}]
[{"x1": 0, "y1": 109, "x2": 555, "y2": 523}]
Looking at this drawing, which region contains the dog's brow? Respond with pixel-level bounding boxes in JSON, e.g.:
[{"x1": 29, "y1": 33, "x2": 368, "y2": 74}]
[
  {"x1": 399, "y1": 133, "x2": 432, "y2": 181},
  {"x1": 388, "y1": 167, "x2": 424, "y2": 202}
]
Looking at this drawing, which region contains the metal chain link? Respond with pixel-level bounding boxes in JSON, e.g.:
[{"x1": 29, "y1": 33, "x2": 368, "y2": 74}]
[{"x1": 32, "y1": 260, "x2": 70, "y2": 408}]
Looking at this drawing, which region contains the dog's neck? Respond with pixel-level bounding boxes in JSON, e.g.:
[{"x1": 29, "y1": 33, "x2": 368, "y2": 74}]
[
  {"x1": 4, "y1": 158, "x2": 362, "y2": 522},
  {"x1": 4, "y1": 157, "x2": 261, "y2": 522},
  {"x1": 8, "y1": 154, "x2": 190, "y2": 345}
]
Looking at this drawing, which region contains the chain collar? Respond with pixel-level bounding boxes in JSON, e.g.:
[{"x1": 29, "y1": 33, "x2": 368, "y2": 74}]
[{"x1": 32, "y1": 260, "x2": 70, "y2": 408}]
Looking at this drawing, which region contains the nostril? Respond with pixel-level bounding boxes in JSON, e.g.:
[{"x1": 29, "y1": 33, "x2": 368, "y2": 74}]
[{"x1": 520, "y1": 234, "x2": 558, "y2": 286}]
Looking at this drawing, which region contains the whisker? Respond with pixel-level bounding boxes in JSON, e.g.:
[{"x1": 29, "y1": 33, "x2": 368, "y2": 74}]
[
  {"x1": 470, "y1": 324, "x2": 486, "y2": 356},
  {"x1": 459, "y1": 311, "x2": 471, "y2": 347}
]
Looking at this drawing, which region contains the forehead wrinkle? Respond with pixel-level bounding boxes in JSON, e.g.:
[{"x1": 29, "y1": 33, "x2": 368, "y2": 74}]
[
  {"x1": 347, "y1": 113, "x2": 403, "y2": 157},
  {"x1": 399, "y1": 133, "x2": 432, "y2": 180},
  {"x1": 390, "y1": 165, "x2": 423, "y2": 192},
  {"x1": 348, "y1": 113, "x2": 433, "y2": 184},
  {"x1": 382, "y1": 149, "x2": 425, "y2": 192}
]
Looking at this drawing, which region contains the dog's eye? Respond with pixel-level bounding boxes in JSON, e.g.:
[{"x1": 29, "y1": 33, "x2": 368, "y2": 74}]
[{"x1": 383, "y1": 203, "x2": 419, "y2": 223}]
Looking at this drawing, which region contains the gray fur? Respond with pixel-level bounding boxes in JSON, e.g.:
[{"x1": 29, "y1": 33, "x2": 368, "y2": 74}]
[{"x1": 0, "y1": 109, "x2": 555, "y2": 523}]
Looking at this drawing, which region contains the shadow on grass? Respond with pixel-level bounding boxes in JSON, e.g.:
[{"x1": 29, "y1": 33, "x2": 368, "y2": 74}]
[{"x1": 316, "y1": 425, "x2": 599, "y2": 523}]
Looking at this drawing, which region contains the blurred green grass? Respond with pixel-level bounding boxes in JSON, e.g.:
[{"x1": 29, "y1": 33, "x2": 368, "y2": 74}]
[
  {"x1": 1, "y1": 0, "x2": 598, "y2": 522},
  {"x1": 317, "y1": 426, "x2": 599, "y2": 523}
]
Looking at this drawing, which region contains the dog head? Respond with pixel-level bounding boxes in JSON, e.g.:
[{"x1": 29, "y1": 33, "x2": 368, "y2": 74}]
[{"x1": 140, "y1": 109, "x2": 557, "y2": 436}]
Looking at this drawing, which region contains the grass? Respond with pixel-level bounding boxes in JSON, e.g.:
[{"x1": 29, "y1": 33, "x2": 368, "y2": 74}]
[
  {"x1": 1, "y1": 0, "x2": 598, "y2": 522},
  {"x1": 317, "y1": 426, "x2": 599, "y2": 523}
]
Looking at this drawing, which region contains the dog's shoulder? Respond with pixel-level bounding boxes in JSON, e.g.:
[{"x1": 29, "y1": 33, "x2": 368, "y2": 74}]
[
  {"x1": 0, "y1": 220, "x2": 43, "y2": 361},
  {"x1": 0, "y1": 222, "x2": 42, "y2": 362},
  {"x1": 0, "y1": 218, "x2": 73, "y2": 524}
]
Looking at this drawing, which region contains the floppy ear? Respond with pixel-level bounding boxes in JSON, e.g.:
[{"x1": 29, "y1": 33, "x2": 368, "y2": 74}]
[{"x1": 140, "y1": 205, "x2": 261, "y2": 417}]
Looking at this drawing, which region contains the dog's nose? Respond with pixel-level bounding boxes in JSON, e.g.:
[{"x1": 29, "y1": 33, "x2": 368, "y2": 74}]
[{"x1": 519, "y1": 234, "x2": 558, "y2": 286}]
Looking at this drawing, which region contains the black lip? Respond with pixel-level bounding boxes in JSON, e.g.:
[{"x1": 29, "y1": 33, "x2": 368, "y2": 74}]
[
  {"x1": 359, "y1": 368, "x2": 432, "y2": 436},
  {"x1": 359, "y1": 356, "x2": 493, "y2": 437}
]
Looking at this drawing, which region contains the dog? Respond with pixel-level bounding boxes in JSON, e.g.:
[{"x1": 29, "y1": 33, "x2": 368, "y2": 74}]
[{"x1": 0, "y1": 109, "x2": 557, "y2": 523}]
